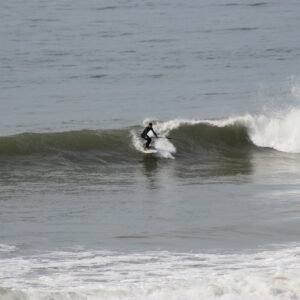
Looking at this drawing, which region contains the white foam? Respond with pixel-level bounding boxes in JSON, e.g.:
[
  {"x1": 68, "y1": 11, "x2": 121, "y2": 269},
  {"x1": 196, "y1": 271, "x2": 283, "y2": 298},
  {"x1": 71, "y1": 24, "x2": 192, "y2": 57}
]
[
  {"x1": 131, "y1": 130, "x2": 145, "y2": 153},
  {"x1": 290, "y1": 76, "x2": 300, "y2": 99},
  {"x1": 0, "y1": 244, "x2": 17, "y2": 253},
  {"x1": 1, "y1": 246, "x2": 300, "y2": 299},
  {"x1": 245, "y1": 109, "x2": 300, "y2": 153}
]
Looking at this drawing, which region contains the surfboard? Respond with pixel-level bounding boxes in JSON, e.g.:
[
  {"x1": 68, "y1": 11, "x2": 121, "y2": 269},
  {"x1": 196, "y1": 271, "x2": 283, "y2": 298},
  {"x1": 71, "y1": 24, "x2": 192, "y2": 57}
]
[{"x1": 142, "y1": 146, "x2": 157, "y2": 154}]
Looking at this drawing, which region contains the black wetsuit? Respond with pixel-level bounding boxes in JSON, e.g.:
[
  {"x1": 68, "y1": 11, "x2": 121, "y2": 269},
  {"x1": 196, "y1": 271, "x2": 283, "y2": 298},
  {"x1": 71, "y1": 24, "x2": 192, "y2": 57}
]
[{"x1": 141, "y1": 126, "x2": 158, "y2": 148}]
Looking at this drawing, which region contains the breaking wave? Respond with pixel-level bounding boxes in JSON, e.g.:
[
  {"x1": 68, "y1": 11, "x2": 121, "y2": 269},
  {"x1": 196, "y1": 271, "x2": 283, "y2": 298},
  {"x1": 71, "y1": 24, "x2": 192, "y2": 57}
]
[{"x1": 1, "y1": 108, "x2": 300, "y2": 165}]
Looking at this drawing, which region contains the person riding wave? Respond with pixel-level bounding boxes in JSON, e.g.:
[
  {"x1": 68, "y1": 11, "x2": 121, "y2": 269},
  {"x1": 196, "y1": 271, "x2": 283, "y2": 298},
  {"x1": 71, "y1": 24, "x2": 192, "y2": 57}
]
[{"x1": 141, "y1": 123, "x2": 158, "y2": 149}]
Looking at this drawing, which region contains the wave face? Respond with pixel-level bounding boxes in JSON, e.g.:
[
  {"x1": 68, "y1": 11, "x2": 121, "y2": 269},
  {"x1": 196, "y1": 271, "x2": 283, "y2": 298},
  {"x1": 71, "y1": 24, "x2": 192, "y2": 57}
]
[
  {"x1": 1, "y1": 109, "x2": 300, "y2": 166},
  {"x1": 0, "y1": 129, "x2": 138, "y2": 165},
  {"x1": 0, "y1": 129, "x2": 130, "y2": 155},
  {"x1": 166, "y1": 121, "x2": 252, "y2": 154}
]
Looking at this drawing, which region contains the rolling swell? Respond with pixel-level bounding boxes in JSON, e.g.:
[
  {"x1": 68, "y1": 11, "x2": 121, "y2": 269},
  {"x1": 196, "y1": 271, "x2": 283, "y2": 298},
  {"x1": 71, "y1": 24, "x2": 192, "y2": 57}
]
[{"x1": 0, "y1": 129, "x2": 138, "y2": 164}]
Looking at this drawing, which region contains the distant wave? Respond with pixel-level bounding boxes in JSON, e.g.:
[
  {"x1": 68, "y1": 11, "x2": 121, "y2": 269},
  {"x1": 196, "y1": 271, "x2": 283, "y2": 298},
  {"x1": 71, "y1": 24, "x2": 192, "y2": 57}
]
[
  {"x1": 223, "y1": 2, "x2": 268, "y2": 7},
  {"x1": 248, "y1": 2, "x2": 268, "y2": 7}
]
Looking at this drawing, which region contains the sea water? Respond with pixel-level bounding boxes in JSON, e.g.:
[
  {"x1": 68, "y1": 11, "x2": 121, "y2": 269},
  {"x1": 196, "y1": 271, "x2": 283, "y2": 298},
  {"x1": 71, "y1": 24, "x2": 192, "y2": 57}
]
[{"x1": 1, "y1": 0, "x2": 300, "y2": 299}]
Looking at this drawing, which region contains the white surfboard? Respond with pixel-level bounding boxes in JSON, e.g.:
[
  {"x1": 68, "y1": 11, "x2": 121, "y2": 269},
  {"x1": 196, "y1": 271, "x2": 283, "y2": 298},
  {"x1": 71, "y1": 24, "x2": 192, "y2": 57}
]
[{"x1": 142, "y1": 146, "x2": 157, "y2": 154}]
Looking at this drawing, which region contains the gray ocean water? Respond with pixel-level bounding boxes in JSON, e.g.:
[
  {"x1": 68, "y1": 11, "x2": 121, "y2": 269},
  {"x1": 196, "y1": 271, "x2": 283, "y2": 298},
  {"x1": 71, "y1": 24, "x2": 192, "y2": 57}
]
[{"x1": 1, "y1": 0, "x2": 300, "y2": 299}]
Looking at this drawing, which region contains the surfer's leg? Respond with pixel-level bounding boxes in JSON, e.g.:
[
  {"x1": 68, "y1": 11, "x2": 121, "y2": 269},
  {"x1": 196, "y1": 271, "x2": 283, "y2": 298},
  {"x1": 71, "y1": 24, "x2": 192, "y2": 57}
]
[{"x1": 146, "y1": 136, "x2": 151, "y2": 148}]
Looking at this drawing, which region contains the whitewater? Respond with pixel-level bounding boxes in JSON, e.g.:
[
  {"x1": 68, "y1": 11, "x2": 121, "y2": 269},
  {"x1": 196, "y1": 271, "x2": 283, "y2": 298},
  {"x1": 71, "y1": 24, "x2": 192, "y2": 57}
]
[{"x1": 1, "y1": 244, "x2": 300, "y2": 300}]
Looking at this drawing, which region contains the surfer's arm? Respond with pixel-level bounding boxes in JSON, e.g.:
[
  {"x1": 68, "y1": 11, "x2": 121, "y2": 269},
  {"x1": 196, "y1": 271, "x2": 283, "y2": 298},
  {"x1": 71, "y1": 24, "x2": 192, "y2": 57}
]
[{"x1": 151, "y1": 129, "x2": 158, "y2": 138}]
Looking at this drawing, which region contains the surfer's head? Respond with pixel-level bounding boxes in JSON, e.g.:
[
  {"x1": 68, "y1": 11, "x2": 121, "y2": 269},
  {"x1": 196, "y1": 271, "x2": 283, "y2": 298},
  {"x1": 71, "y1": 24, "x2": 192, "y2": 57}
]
[{"x1": 149, "y1": 123, "x2": 153, "y2": 127}]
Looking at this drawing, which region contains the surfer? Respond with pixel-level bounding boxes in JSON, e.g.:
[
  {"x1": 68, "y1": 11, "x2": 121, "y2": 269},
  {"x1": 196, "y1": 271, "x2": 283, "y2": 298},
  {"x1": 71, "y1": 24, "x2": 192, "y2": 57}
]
[{"x1": 141, "y1": 123, "x2": 158, "y2": 149}]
